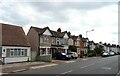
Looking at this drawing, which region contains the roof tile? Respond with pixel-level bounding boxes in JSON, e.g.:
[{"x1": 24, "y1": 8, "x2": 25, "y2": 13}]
[{"x1": 1, "y1": 23, "x2": 31, "y2": 47}]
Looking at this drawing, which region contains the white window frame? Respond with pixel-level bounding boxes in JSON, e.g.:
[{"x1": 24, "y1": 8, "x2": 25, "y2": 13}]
[{"x1": 10, "y1": 49, "x2": 14, "y2": 57}]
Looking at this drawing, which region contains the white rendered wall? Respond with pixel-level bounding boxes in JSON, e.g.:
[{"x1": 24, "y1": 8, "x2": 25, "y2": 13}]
[{"x1": 2, "y1": 46, "x2": 31, "y2": 63}]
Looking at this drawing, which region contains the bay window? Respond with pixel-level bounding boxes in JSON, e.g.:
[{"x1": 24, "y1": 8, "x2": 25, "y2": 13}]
[{"x1": 6, "y1": 48, "x2": 28, "y2": 57}]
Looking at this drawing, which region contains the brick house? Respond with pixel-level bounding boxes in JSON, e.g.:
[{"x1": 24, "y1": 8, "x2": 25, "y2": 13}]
[
  {"x1": 51, "y1": 28, "x2": 69, "y2": 58},
  {"x1": 27, "y1": 26, "x2": 69, "y2": 61},
  {"x1": 27, "y1": 26, "x2": 52, "y2": 61},
  {"x1": 82, "y1": 37, "x2": 89, "y2": 56},
  {"x1": 68, "y1": 35, "x2": 85, "y2": 58}
]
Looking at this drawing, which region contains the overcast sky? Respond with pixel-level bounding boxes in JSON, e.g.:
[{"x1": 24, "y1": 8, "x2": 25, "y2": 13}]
[{"x1": 0, "y1": 0, "x2": 119, "y2": 45}]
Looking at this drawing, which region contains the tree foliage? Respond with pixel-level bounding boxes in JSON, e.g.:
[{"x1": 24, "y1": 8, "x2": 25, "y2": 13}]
[
  {"x1": 94, "y1": 46, "x2": 103, "y2": 56},
  {"x1": 69, "y1": 45, "x2": 77, "y2": 52},
  {"x1": 88, "y1": 45, "x2": 104, "y2": 57}
]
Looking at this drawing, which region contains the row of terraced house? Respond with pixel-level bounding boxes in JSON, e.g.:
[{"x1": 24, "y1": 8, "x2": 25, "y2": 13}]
[{"x1": 0, "y1": 23, "x2": 120, "y2": 63}]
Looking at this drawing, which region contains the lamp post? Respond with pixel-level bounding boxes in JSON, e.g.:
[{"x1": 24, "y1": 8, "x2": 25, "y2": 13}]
[
  {"x1": 86, "y1": 29, "x2": 94, "y2": 38},
  {"x1": 86, "y1": 29, "x2": 94, "y2": 57}
]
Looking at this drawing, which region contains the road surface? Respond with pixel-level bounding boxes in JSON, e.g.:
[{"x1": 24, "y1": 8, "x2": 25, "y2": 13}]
[{"x1": 3, "y1": 55, "x2": 120, "y2": 76}]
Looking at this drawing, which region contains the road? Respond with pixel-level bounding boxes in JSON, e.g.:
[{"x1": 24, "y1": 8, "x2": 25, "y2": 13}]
[{"x1": 3, "y1": 55, "x2": 120, "y2": 76}]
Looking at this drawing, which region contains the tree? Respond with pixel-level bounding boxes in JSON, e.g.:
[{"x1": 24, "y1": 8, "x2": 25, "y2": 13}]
[
  {"x1": 88, "y1": 50, "x2": 96, "y2": 57},
  {"x1": 69, "y1": 45, "x2": 77, "y2": 52},
  {"x1": 94, "y1": 46, "x2": 103, "y2": 56}
]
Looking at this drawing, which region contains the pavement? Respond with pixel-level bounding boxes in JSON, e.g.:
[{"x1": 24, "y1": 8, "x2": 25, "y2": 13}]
[{"x1": 1, "y1": 61, "x2": 49, "y2": 73}]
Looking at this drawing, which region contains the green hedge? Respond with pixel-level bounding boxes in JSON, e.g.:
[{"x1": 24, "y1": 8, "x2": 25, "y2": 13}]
[{"x1": 88, "y1": 50, "x2": 96, "y2": 57}]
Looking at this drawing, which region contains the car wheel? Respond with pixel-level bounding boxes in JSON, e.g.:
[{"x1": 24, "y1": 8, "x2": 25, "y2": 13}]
[{"x1": 71, "y1": 56, "x2": 74, "y2": 59}]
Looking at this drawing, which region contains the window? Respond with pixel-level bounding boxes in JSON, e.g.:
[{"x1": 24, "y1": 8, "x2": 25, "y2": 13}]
[
  {"x1": 10, "y1": 50, "x2": 14, "y2": 56},
  {"x1": 64, "y1": 39, "x2": 68, "y2": 45},
  {"x1": 40, "y1": 37, "x2": 43, "y2": 43},
  {"x1": 6, "y1": 48, "x2": 28, "y2": 57},
  {"x1": 14, "y1": 49, "x2": 17, "y2": 56},
  {"x1": 24, "y1": 49, "x2": 27, "y2": 56},
  {"x1": 57, "y1": 41, "x2": 59, "y2": 45},
  {"x1": 21, "y1": 50, "x2": 24, "y2": 56},
  {"x1": 40, "y1": 48, "x2": 51, "y2": 55},
  {"x1": 18, "y1": 49, "x2": 21, "y2": 56},
  {"x1": 47, "y1": 48, "x2": 51, "y2": 54},
  {"x1": 44, "y1": 36, "x2": 47, "y2": 42},
  {"x1": 40, "y1": 48, "x2": 46, "y2": 55},
  {"x1": 6, "y1": 49, "x2": 10, "y2": 57},
  {"x1": 47, "y1": 37, "x2": 50, "y2": 43},
  {"x1": 52, "y1": 38, "x2": 55, "y2": 44}
]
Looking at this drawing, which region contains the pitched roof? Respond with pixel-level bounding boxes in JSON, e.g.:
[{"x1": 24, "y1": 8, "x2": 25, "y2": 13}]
[
  {"x1": 51, "y1": 30, "x2": 59, "y2": 37},
  {"x1": 70, "y1": 35, "x2": 78, "y2": 40},
  {"x1": 1, "y1": 23, "x2": 31, "y2": 47},
  {"x1": 82, "y1": 37, "x2": 88, "y2": 42},
  {"x1": 32, "y1": 26, "x2": 52, "y2": 35},
  {"x1": 51, "y1": 30, "x2": 68, "y2": 38},
  {"x1": 32, "y1": 26, "x2": 69, "y2": 38},
  {"x1": 59, "y1": 31, "x2": 67, "y2": 37}
]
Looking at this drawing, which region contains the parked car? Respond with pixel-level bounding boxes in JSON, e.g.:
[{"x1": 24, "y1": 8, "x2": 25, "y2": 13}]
[
  {"x1": 114, "y1": 52, "x2": 118, "y2": 55},
  {"x1": 118, "y1": 52, "x2": 120, "y2": 55},
  {"x1": 102, "y1": 52, "x2": 109, "y2": 57},
  {"x1": 109, "y1": 51, "x2": 115, "y2": 56},
  {"x1": 67, "y1": 52, "x2": 78, "y2": 59},
  {"x1": 55, "y1": 52, "x2": 71, "y2": 60}
]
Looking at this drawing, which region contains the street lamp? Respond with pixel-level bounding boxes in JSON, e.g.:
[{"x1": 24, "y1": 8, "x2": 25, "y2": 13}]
[
  {"x1": 86, "y1": 29, "x2": 94, "y2": 38},
  {"x1": 85, "y1": 29, "x2": 94, "y2": 57}
]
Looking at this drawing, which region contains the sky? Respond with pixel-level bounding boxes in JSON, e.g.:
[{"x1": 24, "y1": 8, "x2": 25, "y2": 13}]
[{"x1": 0, "y1": 0, "x2": 119, "y2": 45}]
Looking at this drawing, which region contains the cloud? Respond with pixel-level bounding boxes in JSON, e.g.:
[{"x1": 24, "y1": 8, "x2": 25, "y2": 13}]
[{"x1": 0, "y1": 0, "x2": 118, "y2": 44}]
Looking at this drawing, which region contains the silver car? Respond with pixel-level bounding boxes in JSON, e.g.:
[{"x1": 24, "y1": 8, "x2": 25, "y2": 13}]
[{"x1": 67, "y1": 52, "x2": 78, "y2": 59}]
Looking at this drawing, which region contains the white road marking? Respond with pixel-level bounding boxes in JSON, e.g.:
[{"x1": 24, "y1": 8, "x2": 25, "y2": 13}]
[
  {"x1": 30, "y1": 64, "x2": 58, "y2": 69},
  {"x1": 0, "y1": 73, "x2": 8, "y2": 75},
  {"x1": 12, "y1": 69, "x2": 27, "y2": 73},
  {"x1": 102, "y1": 67, "x2": 111, "y2": 70},
  {"x1": 82, "y1": 59, "x2": 88, "y2": 61},
  {"x1": 80, "y1": 63, "x2": 95, "y2": 69},
  {"x1": 65, "y1": 60, "x2": 76, "y2": 63},
  {"x1": 61, "y1": 70, "x2": 73, "y2": 74},
  {"x1": 55, "y1": 70, "x2": 73, "y2": 76}
]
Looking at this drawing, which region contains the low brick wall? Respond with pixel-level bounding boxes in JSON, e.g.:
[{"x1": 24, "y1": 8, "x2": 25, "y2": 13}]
[{"x1": 36, "y1": 55, "x2": 52, "y2": 62}]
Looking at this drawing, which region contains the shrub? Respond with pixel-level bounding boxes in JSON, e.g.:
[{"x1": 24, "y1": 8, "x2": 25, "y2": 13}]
[{"x1": 88, "y1": 50, "x2": 96, "y2": 57}]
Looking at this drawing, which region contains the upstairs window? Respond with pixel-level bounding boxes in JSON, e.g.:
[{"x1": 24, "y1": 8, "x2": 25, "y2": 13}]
[
  {"x1": 57, "y1": 41, "x2": 59, "y2": 45},
  {"x1": 0, "y1": 47, "x2": 2, "y2": 57},
  {"x1": 40, "y1": 37, "x2": 43, "y2": 43}
]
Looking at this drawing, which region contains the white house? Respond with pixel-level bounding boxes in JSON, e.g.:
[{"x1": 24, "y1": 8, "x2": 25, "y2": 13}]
[
  {"x1": 103, "y1": 43, "x2": 110, "y2": 53},
  {"x1": 89, "y1": 41, "x2": 96, "y2": 51},
  {"x1": 111, "y1": 44, "x2": 119, "y2": 54},
  {"x1": 62, "y1": 31, "x2": 69, "y2": 53},
  {"x1": 0, "y1": 23, "x2": 31, "y2": 63}
]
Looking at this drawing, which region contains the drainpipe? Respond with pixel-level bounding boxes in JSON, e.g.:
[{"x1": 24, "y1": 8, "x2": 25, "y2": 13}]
[{"x1": 37, "y1": 33, "x2": 40, "y2": 58}]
